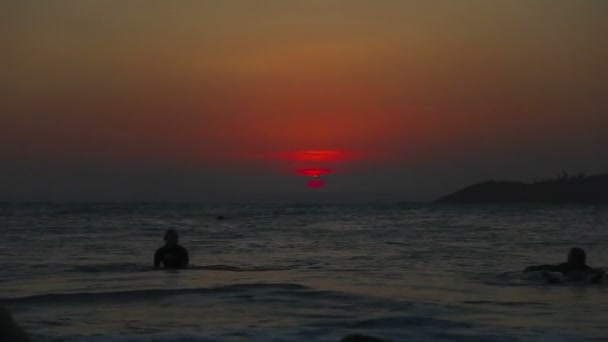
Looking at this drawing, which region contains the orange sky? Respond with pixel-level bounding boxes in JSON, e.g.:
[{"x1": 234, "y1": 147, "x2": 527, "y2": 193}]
[{"x1": 2, "y1": 0, "x2": 608, "y2": 201}]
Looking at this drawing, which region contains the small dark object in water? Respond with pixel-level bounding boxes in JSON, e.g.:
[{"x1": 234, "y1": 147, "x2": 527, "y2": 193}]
[
  {"x1": 216, "y1": 215, "x2": 225, "y2": 220},
  {"x1": 340, "y1": 334, "x2": 385, "y2": 342}
]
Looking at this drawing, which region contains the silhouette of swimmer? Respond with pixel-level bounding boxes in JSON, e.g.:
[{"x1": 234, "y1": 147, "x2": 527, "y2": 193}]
[
  {"x1": 525, "y1": 247, "x2": 592, "y2": 274},
  {"x1": 216, "y1": 215, "x2": 225, "y2": 220},
  {"x1": 524, "y1": 247, "x2": 606, "y2": 283},
  {"x1": 154, "y1": 229, "x2": 189, "y2": 270}
]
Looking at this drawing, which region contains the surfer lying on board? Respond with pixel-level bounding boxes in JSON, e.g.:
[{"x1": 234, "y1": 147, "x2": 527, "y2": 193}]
[
  {"x1": 525, "y1": 247, "x2": 604, "y2": 283},
  {"x1": 154, "y1": 229, "x2": 189, "y2": 270}
]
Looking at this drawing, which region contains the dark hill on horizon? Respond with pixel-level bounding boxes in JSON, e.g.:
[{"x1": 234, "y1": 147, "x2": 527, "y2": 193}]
[{"x1": 435, "y1": 173, "x2": 608, "y2": 204}]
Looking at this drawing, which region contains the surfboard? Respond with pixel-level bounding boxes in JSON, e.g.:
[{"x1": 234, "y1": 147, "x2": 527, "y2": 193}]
[{"x1": 542, "y1": 269, "x2": 605, "y2": 284}]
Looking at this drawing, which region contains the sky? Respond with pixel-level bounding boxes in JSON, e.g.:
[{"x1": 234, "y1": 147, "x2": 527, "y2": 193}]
[{"x1": 2, "y1": 0, "x2": 608, "y2": 202}]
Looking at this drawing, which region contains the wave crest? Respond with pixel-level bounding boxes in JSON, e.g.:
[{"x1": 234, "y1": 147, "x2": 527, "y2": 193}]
[
  {"x1": 0, "y1": 283, "x2": 311, "y2": 306},
  {"x1": 62, "y1": 263, "x2": 289, "y2": 274}
]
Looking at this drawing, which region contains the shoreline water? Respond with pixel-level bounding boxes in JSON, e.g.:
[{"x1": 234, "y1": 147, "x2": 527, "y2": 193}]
[{"x1": 1, "y1": 203, "x2": 607, "y2": 341}]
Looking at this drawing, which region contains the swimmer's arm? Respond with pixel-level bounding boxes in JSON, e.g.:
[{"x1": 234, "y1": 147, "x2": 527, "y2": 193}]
[{"x1": 525, "y1": 264, "x2": 557, "y2": 272}]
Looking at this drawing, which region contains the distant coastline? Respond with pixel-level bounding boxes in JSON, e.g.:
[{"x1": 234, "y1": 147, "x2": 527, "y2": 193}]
[{"x1": 435, "y1": 173, "x2": 608, "y2": 204}]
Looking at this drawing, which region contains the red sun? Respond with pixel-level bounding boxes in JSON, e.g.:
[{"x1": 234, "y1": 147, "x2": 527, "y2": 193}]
[
  {"x1": 250, "y1": 149, "x2": 355, "y2": 189},
  {"x1": 308, "y1": 180, "x2": 326, "y2": 188},
  {"x1": 257, "y1": 150, "x2": 356, "y2": 162},
  {"x1": 288, "y1": 150, "x2": 355, "y2": 162},
  {"x1": 297, "y1": 168, "x2": 334, "y2": 177}
]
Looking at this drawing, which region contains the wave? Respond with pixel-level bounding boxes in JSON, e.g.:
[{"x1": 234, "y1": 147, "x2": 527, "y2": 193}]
[
  {"x1": 31, "y1": 332, "x2": 216, "y2": 342},
  {"x1": 190, "y1": 264, "x2": 289, "y2": 272},
  {"x1": 31, "y1": 332, "x2": 388, "y2": 342},
  {"x1": 461, "y1": 300, "x2": 549, "y2": 307},
  {"x1": 0, "y1": 283, "x2": 313, "y2": 306},
  {"x1": 314, "y1": 316, "x2": 474, "y2": 330},
  {"x1": 65, "y1": 263, "x2": 150, "y2": 273},
  {"x1": 353, "y1": 316, "x2": 473, "y2": 330},
  {"x1": 60, "y1": 263, "x2": 290, "y2": 274},
  {"x1": 482, "y1": 270, "x2": 607, "y2": 286},
  {"x1": 52, "y1": 205, "x2": 136, "y2": 216}
]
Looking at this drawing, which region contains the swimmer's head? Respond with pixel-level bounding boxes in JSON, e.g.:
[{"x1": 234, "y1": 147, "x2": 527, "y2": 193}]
[
  {"x1": 568, "y1": 247, "x2": 586, "y2": 265},
  {"x1": 164, "y1": 229, "x2": 179, "y2": 246}
]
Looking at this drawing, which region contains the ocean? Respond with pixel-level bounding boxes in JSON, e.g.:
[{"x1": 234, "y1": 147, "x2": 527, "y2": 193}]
[{"x1": 1, "y1": 203, "x2": 607, "y2": 341}]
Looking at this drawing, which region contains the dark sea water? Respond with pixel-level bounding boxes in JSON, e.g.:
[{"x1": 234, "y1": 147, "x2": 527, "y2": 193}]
[{"x1": 1, "y1": 203, "x2": 607, "y2": 341}]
